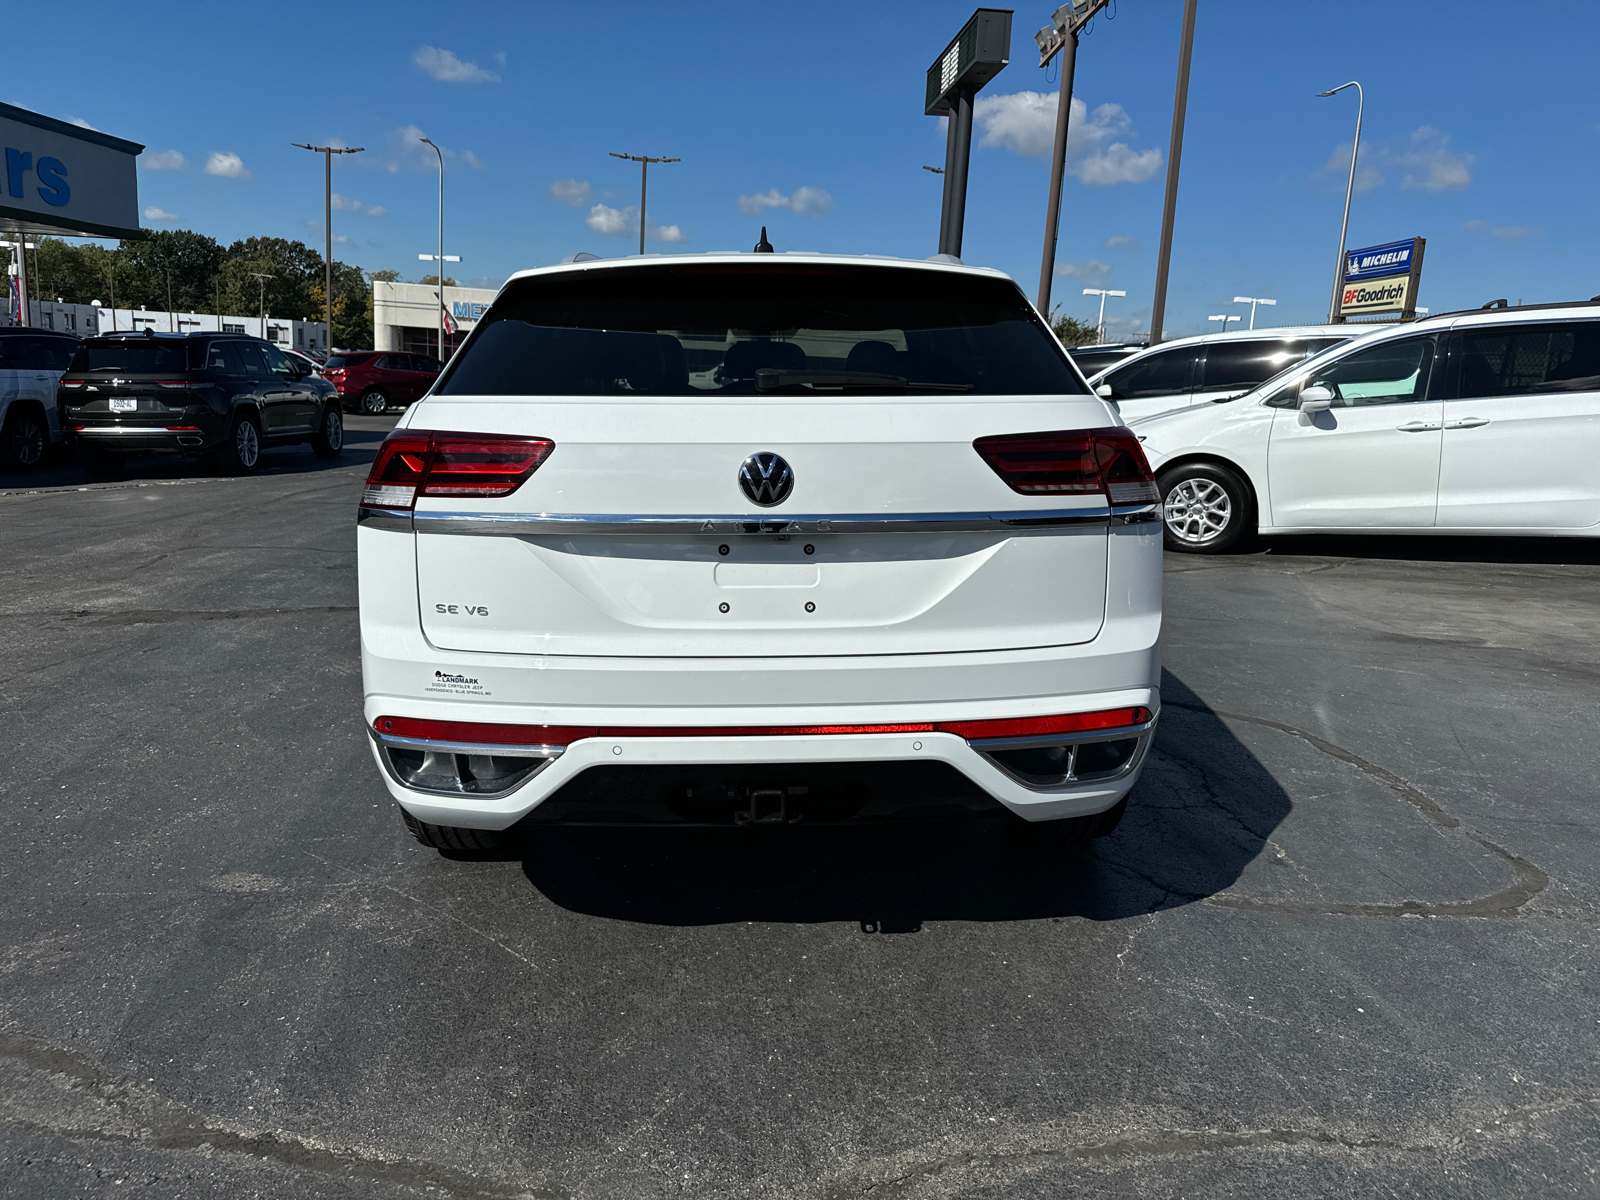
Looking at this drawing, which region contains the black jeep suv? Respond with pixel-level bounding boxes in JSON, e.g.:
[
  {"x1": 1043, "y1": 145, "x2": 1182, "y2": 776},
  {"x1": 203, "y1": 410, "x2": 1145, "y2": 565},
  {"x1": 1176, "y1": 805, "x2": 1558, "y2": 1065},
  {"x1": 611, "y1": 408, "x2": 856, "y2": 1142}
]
[{"x1": 58, "y1": 331, "x2": 344, "y2": 476}]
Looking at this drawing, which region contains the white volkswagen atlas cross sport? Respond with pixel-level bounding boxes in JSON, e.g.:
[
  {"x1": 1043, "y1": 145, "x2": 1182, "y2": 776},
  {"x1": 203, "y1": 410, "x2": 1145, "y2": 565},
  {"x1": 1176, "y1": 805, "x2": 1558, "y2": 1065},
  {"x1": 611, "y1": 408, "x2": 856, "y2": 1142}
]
[{"x1": 357, "y1": 253, "x2": 1163, "y2": 850}]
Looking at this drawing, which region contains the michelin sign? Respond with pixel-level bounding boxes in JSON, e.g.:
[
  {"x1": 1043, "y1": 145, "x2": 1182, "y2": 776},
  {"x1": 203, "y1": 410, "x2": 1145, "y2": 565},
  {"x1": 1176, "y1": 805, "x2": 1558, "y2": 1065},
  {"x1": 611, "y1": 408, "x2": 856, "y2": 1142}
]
[{"x1": 1339, "y1": 236, "x2": 1425, "y2": 321}]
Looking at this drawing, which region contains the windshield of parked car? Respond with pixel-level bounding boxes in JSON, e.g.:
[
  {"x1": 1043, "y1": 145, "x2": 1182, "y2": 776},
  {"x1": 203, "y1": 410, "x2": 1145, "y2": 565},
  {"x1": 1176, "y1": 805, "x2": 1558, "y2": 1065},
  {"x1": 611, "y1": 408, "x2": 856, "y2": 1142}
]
[
  {"x1": 70, "y1": 340, "x2": 193, "y2": 374},
  {"x1": 435, "y1": 263, "x2": 1086, "y2": 396}
]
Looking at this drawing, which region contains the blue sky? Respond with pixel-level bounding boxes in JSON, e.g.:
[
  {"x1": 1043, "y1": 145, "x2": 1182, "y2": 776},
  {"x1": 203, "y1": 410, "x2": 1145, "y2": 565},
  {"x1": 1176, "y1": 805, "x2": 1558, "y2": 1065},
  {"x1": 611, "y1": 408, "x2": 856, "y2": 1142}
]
[{"x1": 10, "y1": 0, "x2": 1597, "y2": 338}]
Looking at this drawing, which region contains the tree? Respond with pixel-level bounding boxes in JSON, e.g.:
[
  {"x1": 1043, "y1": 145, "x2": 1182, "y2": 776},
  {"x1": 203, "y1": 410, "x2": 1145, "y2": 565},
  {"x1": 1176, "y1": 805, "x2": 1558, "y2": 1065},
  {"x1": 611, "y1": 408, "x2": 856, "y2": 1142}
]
[
  {"x1": 1049, "y1": 310, "x2": 1099, "y2": 347},
  {"x1": 417, "y1": 273, "x2": 457, "y2": 287},
  {"x1": 28, "y1": 238, "x2": 108, "y2": 305},
  {"x1": 118, "y1": 229, "x2": 226, "y2": 313}
]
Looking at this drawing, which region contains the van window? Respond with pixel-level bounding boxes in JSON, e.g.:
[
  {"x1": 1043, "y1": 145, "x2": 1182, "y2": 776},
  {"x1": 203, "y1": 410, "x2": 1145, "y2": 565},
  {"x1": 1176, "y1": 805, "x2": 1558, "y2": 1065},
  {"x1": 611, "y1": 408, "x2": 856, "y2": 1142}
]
[
  {"x1": 437, "y1": 264, "x2": 1085, "y2": 397},
  {"x1": 1101, "y1": 346, "x2": 1194, "y2": 400},
  {"x1": 1457, "y1": 321, "x2": 1600, "y2": 398},
  {"x1": 1306, "y1": 335, "x2": 1436, "y2": 407},
  {"x1": 1200, "y1": 340, "x2": 1307, "y2": 391}
]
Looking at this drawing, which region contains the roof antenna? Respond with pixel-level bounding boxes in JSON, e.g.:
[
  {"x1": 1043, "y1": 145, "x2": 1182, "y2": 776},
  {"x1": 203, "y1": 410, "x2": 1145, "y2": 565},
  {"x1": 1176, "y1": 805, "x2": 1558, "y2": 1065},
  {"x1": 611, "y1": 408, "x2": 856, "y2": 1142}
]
[{"x1": 753, "y1": 226, "x2": 774, "y2": 253}]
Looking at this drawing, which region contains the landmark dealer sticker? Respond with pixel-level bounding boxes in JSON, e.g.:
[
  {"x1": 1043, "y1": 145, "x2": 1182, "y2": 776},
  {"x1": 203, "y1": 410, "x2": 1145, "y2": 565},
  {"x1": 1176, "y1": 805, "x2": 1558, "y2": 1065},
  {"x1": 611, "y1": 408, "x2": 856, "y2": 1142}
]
[{"x1": 425, "y1": 670, "x2": 492, "y2": 698}]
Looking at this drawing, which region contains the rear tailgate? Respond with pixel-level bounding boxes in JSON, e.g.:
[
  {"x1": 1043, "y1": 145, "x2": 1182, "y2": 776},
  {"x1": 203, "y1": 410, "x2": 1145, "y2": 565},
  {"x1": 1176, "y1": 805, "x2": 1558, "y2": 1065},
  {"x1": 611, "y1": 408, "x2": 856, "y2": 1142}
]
[{"x1": 411, "y1": 396, "x2": 1112, "y2": 658}]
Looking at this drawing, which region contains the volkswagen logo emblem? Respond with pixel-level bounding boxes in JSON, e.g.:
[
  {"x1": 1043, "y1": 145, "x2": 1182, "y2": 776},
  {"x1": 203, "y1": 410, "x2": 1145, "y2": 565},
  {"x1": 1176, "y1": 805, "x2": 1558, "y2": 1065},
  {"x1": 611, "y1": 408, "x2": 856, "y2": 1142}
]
[{"x1": 738, "y1": 451, "x2": 794, "y2": 507}]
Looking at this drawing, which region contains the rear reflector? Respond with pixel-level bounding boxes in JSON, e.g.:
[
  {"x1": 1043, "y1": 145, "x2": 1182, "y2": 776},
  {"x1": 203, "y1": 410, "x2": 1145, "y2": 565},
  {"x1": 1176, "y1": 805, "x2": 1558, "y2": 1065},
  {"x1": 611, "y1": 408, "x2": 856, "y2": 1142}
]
[
  {"x1": 974, "y1": 428, "x2": 1158, "y2": 504},
  {"x1": 360, "y1": 430, "x2": 554, "y2": 510},
  {"x1": 372, "y1": 707, "x2": 1151, "y2": 749}
]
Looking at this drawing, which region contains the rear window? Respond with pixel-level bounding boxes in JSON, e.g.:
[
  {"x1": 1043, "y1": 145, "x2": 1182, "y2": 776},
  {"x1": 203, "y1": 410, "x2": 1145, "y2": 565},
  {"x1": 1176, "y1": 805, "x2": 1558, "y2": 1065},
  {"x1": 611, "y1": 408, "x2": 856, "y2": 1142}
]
[
  {"x1": 436, "y1": 263, "x2": 1086, "y2": 396},
  {"x1": 71, "y1": 339, "x2": 194, "y2": 374},
  {"x1": 324, "y1": 353, "x2": 375, "y2": 369}
]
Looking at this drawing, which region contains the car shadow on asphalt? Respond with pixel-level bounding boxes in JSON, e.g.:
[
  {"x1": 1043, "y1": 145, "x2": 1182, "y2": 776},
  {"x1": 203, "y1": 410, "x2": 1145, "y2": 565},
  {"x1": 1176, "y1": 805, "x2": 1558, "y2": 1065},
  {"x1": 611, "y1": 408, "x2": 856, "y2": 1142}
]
[
  {"x1": 0, "y1": 425, "x2": 391, "y2": 492},
  {"x1": 1254, "y1": 532, "x2": 1600, "y2": 566},
  {"x1": 506, "y1": 669, "x2": 1289, "y2": 928}
]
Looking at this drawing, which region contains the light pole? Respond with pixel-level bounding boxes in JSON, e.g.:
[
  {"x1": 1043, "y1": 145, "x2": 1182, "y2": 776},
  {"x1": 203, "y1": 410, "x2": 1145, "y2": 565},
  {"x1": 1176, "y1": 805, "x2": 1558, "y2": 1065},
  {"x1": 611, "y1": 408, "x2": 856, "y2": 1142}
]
[
  {"x1": 249, "y1": 272, "x2": 275, "y2": 341},
  {"x1": 1147, "y1": 0, "x2": 1199, "y2": 344},
  {"x1": 1034, "y1": 0, "x2": 1112, "y2": 315},
  {"x1": 293, "y1": 141, "x2": 365, "y2": 355},
  {"x1": 1317, "y1": 80, "x2": 1363, "y2": 324},
  {"x1": 163, "y1": 266, "x2": 174, "y2": 332},
  {"x1": 418, "y1": 136, "x2": 451, "y2": 357},
  {"x1": 1082, "y1": 286, "x2": 1126, "y2": 343},
  {"x1": 608, "y1": 152, "x2": 681, "y2": 256},
  {"x1": 1232, "y1": 295, "x2": 1276, "y2": 330},
  {"x1": 1208, "y1": 313, "x2": 1240, "y2": 334}
]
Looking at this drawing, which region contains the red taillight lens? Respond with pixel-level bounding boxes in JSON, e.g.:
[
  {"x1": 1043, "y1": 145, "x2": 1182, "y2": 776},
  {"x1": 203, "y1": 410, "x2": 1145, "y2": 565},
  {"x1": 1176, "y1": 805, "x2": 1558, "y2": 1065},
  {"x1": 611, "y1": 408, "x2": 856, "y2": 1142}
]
[
  {"x1": 974, "y1": 427, "x2": 1158, "y2": 504},
  {"x1": 155, "y1": 380, "x2": 190, "y2": 389},
  {"x1": 360, "y1": 431, "x2": 553, "y2": 510},
  {"x1": 61, "y1": 379, "x2": 85, "y2": 389},
  {"x1": 371, "y1": 707, "x2": 1151, "y2": 748}
]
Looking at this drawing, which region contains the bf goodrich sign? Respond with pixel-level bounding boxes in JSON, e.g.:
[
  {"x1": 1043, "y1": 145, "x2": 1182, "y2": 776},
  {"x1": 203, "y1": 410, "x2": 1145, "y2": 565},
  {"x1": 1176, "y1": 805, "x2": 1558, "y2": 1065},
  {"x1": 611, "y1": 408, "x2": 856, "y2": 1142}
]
[{"x1": 0, "y1": 102, "x2": 143, "y2": 240}]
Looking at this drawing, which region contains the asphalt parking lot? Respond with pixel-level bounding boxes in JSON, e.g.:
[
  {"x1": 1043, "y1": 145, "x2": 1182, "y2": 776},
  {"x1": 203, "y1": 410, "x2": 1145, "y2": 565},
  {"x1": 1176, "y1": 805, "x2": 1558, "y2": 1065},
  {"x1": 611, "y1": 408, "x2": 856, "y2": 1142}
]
[{"x1": 2, "y1": 420, "x2": 1597, "y2": 1199}]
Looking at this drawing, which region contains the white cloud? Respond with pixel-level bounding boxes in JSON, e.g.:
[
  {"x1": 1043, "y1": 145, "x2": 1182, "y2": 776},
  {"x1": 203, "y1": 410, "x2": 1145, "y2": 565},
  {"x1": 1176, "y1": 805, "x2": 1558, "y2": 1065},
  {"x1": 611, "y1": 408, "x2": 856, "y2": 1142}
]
[
  {"x1": 1105, "y1": 234, "x2": 1135, "y2": 248},
  {"x1": 587, "y1": 204, "x2": 629, "y2": 236},
  {"x1": 550, "y1": 179, "x2": 591, "y2": 206},
  {"x1": 1395, "y1": 125, "x2": 1473, "y2": 191},
  {"x1": 142, "y1": 206, "x2": 177, "y2": 222},
  {"x1": 204, "y1": 151, "x2": 250, "y2": 179},
  {"x1": 331, "y1": 193, "x2": 386, "y2": 217},
  {"x1": 736, "y1": 186, "x2": 835, "y2": 217},
  {"x1": 790, "y1": 186, "x2": 834, "y2": 216},
  {"x1": 1056, "y1": 259, "x2": 1112, "y2": 279},
  {"x1": 411, "y1": 46, "x2": 500, "y2": 84},
  {"x1": 459, "y1": 149, "x2": 485, "y2": 170},
  {"x1": 585, "y1": 204, "x2": 686, "y2": 244},
  {"x1": 1463, "y1": 219, "x2": 1538, "y2": 242},
  {"x1": 1317, "y1": 143, "x2": 1384, "y2": 193},
  {"x1": 143, "y1": 150, "x2": 186, "y2": 171},
  {"x1": 69, "y1": 117, "x2": 95, "y2": 130},
  {"x1": 970, "y1": 92, "x2": 1161, "y2": 185},
  {"x1": 382, "y1": 127, "x2": 482, "y2": 173}
]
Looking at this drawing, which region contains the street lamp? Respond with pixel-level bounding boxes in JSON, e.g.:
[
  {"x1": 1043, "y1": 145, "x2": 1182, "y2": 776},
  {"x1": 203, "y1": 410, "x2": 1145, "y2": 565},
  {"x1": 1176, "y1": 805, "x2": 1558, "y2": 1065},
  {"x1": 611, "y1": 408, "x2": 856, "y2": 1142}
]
[
  {"x1": 1317, "y1": 80, "x2": 1363, "y2": 324},
  {"x1": 419, "y1": 136, "x2": 451, "y2": 359},
  {"x1": 249, "y1": 272, "x2": 276, "y2": 341},
  {"x1": 1082, "y1": 286, "x2": 1126, "y2": 344},
  {"x1": 1231, "y1": 295, "x2": 1277, "y2": 330},
  {"x1": 608, "y1": 152, "x2": 681, "y2": 256},
  {"x1": 163, "y1": 266, "x2": 174, "y2": 333},
  {"x1": 1208, "y1": 313, "x2": 1241, "y2": 333},
  {"x1": 292, "y1": 141, "x2": 365, "y2": 355}
]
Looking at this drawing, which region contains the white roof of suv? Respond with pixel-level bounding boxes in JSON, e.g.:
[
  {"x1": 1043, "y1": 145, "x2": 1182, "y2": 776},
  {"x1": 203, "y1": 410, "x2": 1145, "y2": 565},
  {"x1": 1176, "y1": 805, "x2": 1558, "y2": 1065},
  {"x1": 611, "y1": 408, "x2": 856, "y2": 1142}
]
[{"x1": 1084, "y1": 323, "x2": 1360, "y2": 385}]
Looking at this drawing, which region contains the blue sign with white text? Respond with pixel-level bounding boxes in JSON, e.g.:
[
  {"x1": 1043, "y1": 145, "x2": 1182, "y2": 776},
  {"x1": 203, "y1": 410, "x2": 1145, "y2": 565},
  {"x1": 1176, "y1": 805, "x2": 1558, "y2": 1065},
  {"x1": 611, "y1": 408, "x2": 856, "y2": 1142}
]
[{"x1": 1344, "y1": 238, "x2": 1419, "y2": 282}]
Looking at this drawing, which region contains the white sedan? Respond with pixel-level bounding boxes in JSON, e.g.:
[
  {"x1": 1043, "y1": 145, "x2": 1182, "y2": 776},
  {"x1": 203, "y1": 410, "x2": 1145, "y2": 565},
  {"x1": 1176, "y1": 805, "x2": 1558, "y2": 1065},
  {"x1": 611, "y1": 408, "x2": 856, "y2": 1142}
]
[{"x1": 1136, "y1": 302, "x2": 1600, "y2": 552}]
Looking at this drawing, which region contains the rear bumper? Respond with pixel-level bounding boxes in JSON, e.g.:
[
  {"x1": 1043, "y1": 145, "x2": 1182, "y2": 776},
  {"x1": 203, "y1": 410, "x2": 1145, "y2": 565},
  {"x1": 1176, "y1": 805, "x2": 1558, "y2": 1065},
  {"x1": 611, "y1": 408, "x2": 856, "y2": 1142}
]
[
  {"x1": 64, "y1": 418, "x2": 224, "y2": 452},
  {"x1": 366, "y1": 710, "x2": 1157, "y2": 828}
]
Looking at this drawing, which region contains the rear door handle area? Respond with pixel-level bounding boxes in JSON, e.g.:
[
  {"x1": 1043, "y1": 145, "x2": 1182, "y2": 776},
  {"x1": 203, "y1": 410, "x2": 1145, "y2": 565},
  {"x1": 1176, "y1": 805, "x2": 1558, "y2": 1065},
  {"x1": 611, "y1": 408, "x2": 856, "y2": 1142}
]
[
  {"x1": 1445, "y1": 417, "x2": 1491, "y2": 429},
  {"x1": 1395, "y1": 420, "x2": 1441, "y2": 432}
]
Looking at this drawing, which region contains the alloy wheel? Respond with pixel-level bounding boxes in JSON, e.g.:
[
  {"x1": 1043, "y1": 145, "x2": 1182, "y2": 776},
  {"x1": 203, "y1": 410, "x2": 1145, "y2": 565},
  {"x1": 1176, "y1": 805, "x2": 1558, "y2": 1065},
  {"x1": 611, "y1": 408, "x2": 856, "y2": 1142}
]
[
  {"x1": 9, "y1": 416, "x2": 44, "y2": 466},
  {"x1": 1164, "y1": 477, "x2": 1232, "y2": 546},
  {"x1": 325, "y1": 409, "x2": 344, "y2": 450},
  {"x1": 236, "y1": 420, "x2": 259, "y2": 468},
  {"x1": 362, "y1": 391, "x2": 387, "y2": 415}
]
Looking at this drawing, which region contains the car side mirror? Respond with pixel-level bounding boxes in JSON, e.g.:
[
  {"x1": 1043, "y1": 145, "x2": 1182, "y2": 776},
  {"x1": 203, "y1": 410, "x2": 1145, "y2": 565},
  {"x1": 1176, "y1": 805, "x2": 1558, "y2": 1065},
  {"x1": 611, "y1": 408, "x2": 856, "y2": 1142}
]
[
  {"x1": 1095, "y1": 384, "x2": 1114, "y2": 399},
  {"x1": 1300, "y1": 385, "x2": 1334, "y2": 413}
]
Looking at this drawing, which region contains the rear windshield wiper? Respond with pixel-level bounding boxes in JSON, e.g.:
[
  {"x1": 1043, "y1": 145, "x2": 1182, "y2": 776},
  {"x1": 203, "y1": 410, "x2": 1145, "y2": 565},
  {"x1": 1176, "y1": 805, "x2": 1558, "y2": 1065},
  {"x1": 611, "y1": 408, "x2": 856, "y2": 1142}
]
[{"x1": 754, "y1": 369, "x2": 972, "y2": 393}]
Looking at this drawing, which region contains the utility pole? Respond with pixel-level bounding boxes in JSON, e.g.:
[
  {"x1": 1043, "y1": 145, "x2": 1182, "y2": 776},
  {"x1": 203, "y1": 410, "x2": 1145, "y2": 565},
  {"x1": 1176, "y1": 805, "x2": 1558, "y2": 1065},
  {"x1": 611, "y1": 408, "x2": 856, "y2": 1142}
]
[
  {"x1": 249, "y1": 272, "x2": 275, "y2": 341},
  {"x1": 108, "y1": 261, "x2": 117, "y2": 331},
  {"x1": 164, "y1": 267, "x2": 174, "y2": 333},
  {"x1": 609, "y1": 152, "x2": 680, "y2": 256},
  {"x1": 293, "y1": 141, "x2": 365, "y2": 355},
  {"x1": 418, "y1": 137, "x2": 452, "y2": 357},
  {"x1": 1, "y1": 238, "x2": 37, "y2": 326},
  {"x1": 1316, "y1": 82, "x2": 1363, "y2": 324},
  {"x1": 1148, "y1": 0, "x2": 1199, "y2": 345},
  {"x1": 1033, "y1": 0, "x2": 1112, "y2": 315},
  {"x1": 925, "y1": 9, "x2": 1012, "y2": 260}
]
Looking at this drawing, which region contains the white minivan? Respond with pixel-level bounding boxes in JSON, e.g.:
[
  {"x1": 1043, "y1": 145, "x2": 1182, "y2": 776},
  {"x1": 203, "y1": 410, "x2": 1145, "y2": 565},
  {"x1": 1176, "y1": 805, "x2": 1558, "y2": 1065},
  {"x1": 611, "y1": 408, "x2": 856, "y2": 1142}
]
[
  {"x1": 1137, "y1": 301, "x2": 1600, "y2": 552},
  {"x1": 357, "y1": 253, "x2": 1163, "y2": 850},
  {"x1": 1088, "y1": 325, "x2": 1355, "y2": 423}
]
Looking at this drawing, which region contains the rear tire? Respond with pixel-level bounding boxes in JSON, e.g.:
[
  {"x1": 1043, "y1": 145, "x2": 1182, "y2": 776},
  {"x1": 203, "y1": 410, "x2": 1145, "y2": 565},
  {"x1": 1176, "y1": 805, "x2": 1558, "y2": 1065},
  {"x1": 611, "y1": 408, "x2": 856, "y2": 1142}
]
[
  {"x1": 1, "y1": 404, "x2": 47, "y2": 470},
  {"x1": 1157, "y1": 462, "x2": 1254, "y2": 554},
  {"x1": 310, "y1": 405, "x2": 343, "y2": 457},
  {"x1": 1010, "y1": 797, "x2": 1128, "y2": 848},
  {"x1": 401, "y1": 808, "x2": 511, "y2": 852},
  {"x1": 360, "y1": 388, "x2": 388, "y2": 415},
  {"x1": 211, "y1": 412, "x2": 262, "y2": 475}
]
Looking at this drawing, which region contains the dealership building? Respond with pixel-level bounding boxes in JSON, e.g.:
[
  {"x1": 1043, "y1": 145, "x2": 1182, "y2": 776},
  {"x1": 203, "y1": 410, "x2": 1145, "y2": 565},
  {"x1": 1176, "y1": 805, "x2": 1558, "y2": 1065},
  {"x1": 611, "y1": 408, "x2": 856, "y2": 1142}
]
[{"x1": 373, "y1": 279, "x2": 498, "y2": 358}]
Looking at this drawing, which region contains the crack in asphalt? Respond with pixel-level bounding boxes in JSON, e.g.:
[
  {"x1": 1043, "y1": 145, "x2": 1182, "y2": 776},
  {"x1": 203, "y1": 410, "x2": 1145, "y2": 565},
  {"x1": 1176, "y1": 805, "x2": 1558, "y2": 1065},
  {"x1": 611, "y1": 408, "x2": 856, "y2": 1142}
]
[
  {"x1": 1163, "y1": 699, "x2": 1550, "y2": 918},
  {"x1": 71, "y1": 606, "x2": 357, "y2": 626},
  {"x1": 0, "y1": 1032, "x2": 559, "y2": 1199},
  {"x1": 815, "y1": 1092, "x2": 1600, "y2": 1199}
]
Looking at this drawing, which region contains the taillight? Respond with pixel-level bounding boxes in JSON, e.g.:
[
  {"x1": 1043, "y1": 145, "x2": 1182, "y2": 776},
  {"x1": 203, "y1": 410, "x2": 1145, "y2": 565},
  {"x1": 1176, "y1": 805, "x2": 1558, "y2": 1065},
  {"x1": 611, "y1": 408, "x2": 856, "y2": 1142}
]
[
  {"x1": 974, "y1": 427, "x2": 1158, "y2": 504},
  {"x1": 61, "y1": 379, "x2": 85, "y2": 389},
  {"x1": 155, "y1": 380, "x2": 190, "y2": 389},
  {"x1": 360, "y1": 430, "x2": 554, "y2": 510}
]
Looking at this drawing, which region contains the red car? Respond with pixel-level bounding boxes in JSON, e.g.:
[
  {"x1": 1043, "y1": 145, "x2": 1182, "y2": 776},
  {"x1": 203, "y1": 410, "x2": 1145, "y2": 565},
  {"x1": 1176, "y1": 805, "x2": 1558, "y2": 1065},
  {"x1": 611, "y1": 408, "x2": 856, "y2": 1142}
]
[{"x1": 323, "y1": 351, "x2": 443, "y2": 414}]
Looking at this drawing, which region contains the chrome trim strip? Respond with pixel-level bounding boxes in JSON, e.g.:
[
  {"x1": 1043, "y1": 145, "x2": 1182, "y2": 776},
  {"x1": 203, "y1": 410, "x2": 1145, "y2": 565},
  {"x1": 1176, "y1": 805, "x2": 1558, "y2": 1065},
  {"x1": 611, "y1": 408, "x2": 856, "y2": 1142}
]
[
  {"x1": 965, "y1": 716, "x2": 1156, "y2": 751},
  {"x1": 1110, "y1": 503, "x2": 1160, "y2": 525},
  {"x1": 975, "y1": 728, "x2": 1154, "y2": 792},
  {"x1": 371, "y1": 730, "x2": 567, "y2": 758},
  {"x1": 404, "y1": 507, "x2": 1116, "y2": 537},
  {"x1": 357, "y1": 506, "x2": 416, "y2": 532},
  {"x1": 72, "y1": 425, "x2": 191, "y2": 436},
  {"x1": 369, "y1": 728, "x2": 562, "y2": 800}
]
